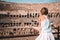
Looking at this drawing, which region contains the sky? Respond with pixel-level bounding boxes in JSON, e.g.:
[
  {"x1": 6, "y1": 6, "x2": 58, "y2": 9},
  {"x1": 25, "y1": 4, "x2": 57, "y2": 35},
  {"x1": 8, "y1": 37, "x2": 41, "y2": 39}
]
[{"x1": 3, "y1": 0, "x2": 60, "y2": 3}]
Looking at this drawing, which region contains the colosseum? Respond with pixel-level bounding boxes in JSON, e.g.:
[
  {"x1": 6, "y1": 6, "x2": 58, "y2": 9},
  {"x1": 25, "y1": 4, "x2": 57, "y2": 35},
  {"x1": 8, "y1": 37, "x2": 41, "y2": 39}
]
[{"x1": 0, "y1": 1, "x2": 60, "y2": 40}]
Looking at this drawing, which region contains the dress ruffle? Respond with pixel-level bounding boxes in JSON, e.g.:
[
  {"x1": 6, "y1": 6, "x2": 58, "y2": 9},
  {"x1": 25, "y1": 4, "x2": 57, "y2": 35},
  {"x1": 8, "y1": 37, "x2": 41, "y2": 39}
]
[{"x1": 35, "y1": 32, "x2": 55, "y2": 40}]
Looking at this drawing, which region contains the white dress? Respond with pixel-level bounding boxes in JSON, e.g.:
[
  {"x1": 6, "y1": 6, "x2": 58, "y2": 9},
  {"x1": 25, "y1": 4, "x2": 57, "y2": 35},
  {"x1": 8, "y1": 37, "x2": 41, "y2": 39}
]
[{"x1": 35, "y1": 15, "x2": 55, "y2": 40}]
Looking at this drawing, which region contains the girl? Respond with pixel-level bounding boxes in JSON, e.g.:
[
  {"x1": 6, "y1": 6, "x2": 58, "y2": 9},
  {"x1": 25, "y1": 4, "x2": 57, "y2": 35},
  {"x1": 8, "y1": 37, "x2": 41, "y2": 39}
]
[{"x1": 32, "y1": 7, "x2": 55, "y2": 40}]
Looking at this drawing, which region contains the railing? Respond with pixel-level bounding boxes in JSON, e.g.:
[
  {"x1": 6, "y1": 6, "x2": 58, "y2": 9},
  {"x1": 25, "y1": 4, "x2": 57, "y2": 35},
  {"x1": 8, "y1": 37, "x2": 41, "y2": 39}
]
[
  {"x1": 0, "y1": 26, "x2": 60, "y2": 39},
  {"x1": 0, "y1": 27, "x2": 39, "y2": 39},
  {"x1": 52, "y1": 26, "x2": 60, "y2": 39}
]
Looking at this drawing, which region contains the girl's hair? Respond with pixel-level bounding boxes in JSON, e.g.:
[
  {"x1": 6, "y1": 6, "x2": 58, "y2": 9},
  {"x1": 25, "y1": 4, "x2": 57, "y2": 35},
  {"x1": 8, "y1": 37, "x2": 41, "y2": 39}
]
[{"x1": 41, "y1": 7, "x2": 48, "y2": 15}]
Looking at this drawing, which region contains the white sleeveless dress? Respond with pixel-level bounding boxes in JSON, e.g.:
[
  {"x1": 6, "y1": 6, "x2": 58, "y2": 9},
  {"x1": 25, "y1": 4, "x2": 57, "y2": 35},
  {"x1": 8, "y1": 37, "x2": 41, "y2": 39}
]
[{"x1": 35, "y1": 15, "x2": 55, "y2": 40}]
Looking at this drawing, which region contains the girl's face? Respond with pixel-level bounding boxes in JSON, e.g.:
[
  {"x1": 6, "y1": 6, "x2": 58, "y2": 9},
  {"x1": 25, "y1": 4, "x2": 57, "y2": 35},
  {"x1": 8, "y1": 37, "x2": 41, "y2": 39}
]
[{"x1": 41, "y1": 9, "x2": 45, "y2": 15}]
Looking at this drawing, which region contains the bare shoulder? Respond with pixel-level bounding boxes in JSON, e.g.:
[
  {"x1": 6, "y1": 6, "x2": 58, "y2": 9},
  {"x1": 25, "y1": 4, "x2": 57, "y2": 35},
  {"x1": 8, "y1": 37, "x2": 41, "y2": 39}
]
[
  {"x1": 38, "y1": 15, "x2": 47, "y2": 21},
  {"x1": 43, "y1": 15, "x2": 46, "y2": 19},
  {"x1": 41, "y1": 15, "x2": 46, "y2": 20}
]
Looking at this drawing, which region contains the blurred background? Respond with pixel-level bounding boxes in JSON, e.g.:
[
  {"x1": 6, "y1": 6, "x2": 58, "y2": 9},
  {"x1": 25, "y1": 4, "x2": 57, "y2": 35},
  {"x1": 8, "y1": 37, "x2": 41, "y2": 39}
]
[{"x1": 0, "y1": 0, "x2": 60, "y2": 40}]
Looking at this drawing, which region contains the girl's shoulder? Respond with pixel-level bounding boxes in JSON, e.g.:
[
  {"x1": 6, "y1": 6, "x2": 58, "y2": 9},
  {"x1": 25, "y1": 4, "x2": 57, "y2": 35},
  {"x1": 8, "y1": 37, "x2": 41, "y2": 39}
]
[
  {"x1": 39, "y1": 15, "x2": 46, "y2": 22},
  {"x1": 42, "y1": 15, "x2": 47, "y2": 20}
]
